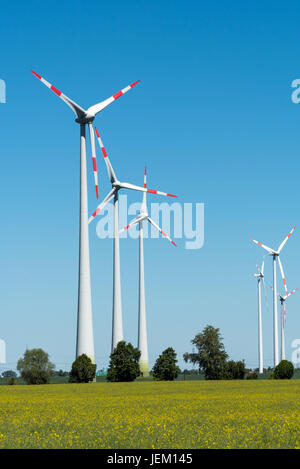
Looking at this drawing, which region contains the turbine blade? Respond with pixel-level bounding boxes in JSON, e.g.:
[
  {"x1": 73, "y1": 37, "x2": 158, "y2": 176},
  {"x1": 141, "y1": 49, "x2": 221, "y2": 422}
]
[
  {"x1": 119, "y1": 182, "x2": 177, "y2": 198},
  {"x1": 94, "y1": 128, "x2": 117, "y2": 183},
  {"x1": 31, "y1": 70, "x2": 86, "y2": 119},
  {"x1": 277, "y1": 225, "x2": 296, "y2": 253},
  {"x1": 88, "y1": 188, "x2": 116, "y2": 223},
  {"x1": 250, "y1": 238, "x2": 274, "y2": 254},
  {"x1": 287, "y1": 288, "x2": 298, "y2": 298},
  {"x1": 277, "y1": 257, "x2": 288, "y2": 297},
  {"x1": 261, "y1": 256, "x2": 265, "y2": 275},
  {"x1": 119, "y1": 217, "x2": 140, "y2": 233},
  {"x1": 148, "y1": 217, "x2": 177, "y2": 247},
  {"x1": 87, "y1": 80, "x2": 140, "y2": 117},
  {"x1": 88, "y1": 123, "x2": 99, "y2": 199},
  {"x1": 142, "y1": 166, "x2": 147, "y2": 207}
]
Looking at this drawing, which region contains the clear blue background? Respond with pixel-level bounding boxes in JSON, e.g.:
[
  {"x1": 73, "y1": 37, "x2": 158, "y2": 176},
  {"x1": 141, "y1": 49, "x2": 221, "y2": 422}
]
[{"x1": 1, "y1": 0, "x2": 300, "y2": 372}]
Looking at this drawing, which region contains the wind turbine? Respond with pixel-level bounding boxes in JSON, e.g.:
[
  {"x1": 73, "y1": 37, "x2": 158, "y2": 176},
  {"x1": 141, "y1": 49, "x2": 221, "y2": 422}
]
[
  {"x1": 250, "y1": 225, "x2": 296, "y2": 367},
  {"x1": 279, "y1": 289, "x2": 298, "y2": 361},
  {"x1": 31, "y1": 70, "x2": 140, "y2": 362},
  {"x1": 90, "y1": 129, "x2": 177, "y2": 352},
  {"x1": 271, "y1": 286, "x2": 298, "y2": 361},
  {"x1": 119, "y1": 168, "x2": 177, "y2": 376},
  {"x1": 253, "y1": 257, "x2": 268, "y2": 374}
]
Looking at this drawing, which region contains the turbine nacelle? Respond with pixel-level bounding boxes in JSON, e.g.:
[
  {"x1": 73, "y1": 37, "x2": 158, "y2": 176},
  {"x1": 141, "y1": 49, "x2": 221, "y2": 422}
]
[
  {"x1": 112, "y1": 181, "x2": 122, "y2": 190},
  {"x1": 254, "y1": 272, "x2": 264, "y2": 278},
  {"x1": 136, "y1": 213, "x2": 148, "y2": 222},
  {"x1": 75, "y1": 113, "x2": 95, "y2": 125}
]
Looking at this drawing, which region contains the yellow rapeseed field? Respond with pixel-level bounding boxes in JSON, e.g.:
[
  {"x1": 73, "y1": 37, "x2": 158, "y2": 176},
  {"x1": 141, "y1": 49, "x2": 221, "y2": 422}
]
[{"x1": 0, "y1": 380, "x2": 299, "y2": 448}]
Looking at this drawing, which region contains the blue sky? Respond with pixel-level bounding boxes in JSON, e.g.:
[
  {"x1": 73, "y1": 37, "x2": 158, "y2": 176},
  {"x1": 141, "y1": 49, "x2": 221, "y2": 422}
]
[{"x1": 1, "y1": 1, "x2": 300, "y2": 372}]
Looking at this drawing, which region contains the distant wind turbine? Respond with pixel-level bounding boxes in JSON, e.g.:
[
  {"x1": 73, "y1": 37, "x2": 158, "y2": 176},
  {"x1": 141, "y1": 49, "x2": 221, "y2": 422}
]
[
  {"x1": 250, "y1": 225, "x2": 296, "y2": 367},
  {"x1": 254, "y1": 257, "x2": 268, "y2": 374},
  {"x1": 271, "y1": 284, "x2": 298, "y2": 361},
  {"x1": 279, "y1": 289, "x2": 298, "y2": 361},
  {"x1": 119, "y1": 168, "x2": 177, "y2": 376}
]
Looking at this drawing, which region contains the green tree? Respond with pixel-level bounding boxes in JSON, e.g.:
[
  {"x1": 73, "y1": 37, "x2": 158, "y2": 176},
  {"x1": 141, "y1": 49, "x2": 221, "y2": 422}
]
[
  {"x1": 184, "y1": 325, "x2": 228, "y2": 380},
  {"x1": 107, "y1": 341, "x2": 141, "y2": 382},
  {"x1": 223, "y1": 360, "x2": 246, "y2": 380},
  {"x1": 69, "y1": 354, "x2": 96, "y2": 383},
  {"x1": 274, "y1": 360, "x2": 294, "y2": 379},
  {"x1": 152, "y1": 347, "x2": 180, "y2": 381},
  {"x1": 17, "y1": 348, "x2": 55, "y2": 385}
]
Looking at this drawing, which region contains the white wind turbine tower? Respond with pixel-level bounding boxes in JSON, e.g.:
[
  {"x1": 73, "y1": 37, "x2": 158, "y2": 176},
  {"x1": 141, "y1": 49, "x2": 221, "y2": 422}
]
[
  {"x1": 31, "y1": 70, "x2": 140, "y2": 361},
  {"x1": 119, "y1": 168, "x2": 177, "y2": 376},
  {"x1": 90, "y1": 129, "x2": 177, "y2": 352},
  {"x1": 253, "y1": 257, "x2": 268, "y2": 374},
  {"x1": 250, "y1": 225, "x2": 296, "y2": 367}
]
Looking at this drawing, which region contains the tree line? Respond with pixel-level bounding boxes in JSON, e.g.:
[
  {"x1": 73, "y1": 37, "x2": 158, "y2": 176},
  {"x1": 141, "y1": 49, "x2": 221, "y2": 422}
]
[{"x1": 1, "y1": 325, "x2": 295, "y2": 384}]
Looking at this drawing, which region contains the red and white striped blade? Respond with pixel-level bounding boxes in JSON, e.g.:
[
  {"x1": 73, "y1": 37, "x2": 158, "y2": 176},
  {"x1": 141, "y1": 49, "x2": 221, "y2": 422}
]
[
  {"x1": 94, "y1": 127, "x2": 117, "y2": 184},
  {"x1": 277, "y1": 257, "x2": 288, "y2": 297},
  {"x1": 88, "y1": 123, "x2": 99, "y2": 199},
  {"x1": 148, "y1": 217, "x2": 177, "y2": 247},
  {"x1": 277, "y1": 225, "x2": 296, "y2": 253},
  {"x1": 31, "y1": 70, "x2": 85, "y2": 118},
  {"x1": 142, "y1": 166, "x2": 147, "y2": 207},
  {"x1": 87, "y1": 80, "x2": 140, "y2": 117},
  {"x1": 250, "y1": 238, "x2": 273, "y2": 254},
  {"x1": 88, "y1": 188, "x2": 116, "y2": 224},
  {"x1": 120, "y1": 182, "x2": 177, "y2": 198},
  {"x1": 287, "y1": 288, "x2": 298, "y2": 298},
  {"x1": 119, "y1": 217, "x2": 140, "y2": 234}
]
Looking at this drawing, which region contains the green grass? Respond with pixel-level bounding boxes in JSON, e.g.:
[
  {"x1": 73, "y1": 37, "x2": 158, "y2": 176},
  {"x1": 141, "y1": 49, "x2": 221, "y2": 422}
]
[{"x1": 0, "y1": 380, "x2": 299, "y2": 448}]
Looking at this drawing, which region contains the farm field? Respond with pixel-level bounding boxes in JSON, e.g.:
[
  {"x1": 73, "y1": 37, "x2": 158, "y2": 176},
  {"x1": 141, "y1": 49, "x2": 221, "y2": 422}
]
[{"x1": 0, "y1": 380, "x2": 299, "y2": 449}]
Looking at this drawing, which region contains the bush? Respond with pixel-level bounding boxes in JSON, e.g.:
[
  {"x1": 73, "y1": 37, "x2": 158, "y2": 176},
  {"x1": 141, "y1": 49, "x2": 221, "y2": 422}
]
[
  {"x1": 69, "y1": 354, "x2": 96, "y2": 383},
  {"x1": 152, "y1": 347, "x2": 181, "y2": 381},
  {"x1": 6, "y1": 377, "x2": 18, "y2": 385},
  {"x1": 223, "y1": 360, "x2": 246, "y2": 380},
  {"x1": 17, "y1": 348, "x2": 55, "y2": 385},
  {"x1": 107, "y1": 341, "x2": 141, "y2": 382},
  {"x1": 246, "y1": 372, "x2": 258, "y2": 380},
  {"x1": 274, "y1": 360, "x2": 294, "y2": 380}
]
